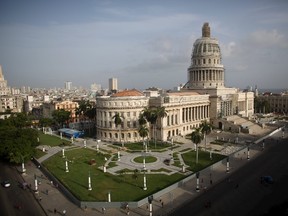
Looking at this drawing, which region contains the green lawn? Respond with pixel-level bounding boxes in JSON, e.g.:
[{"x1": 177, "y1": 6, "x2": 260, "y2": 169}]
[
  {"x1": 34, "y1": 149, "x2": 47, "y2": 159},
  {"x1": 38, "y1": 133, "x2": 71, "y2": 147},
  {"x1": 113, "y1": 141, "x2": 172, "y2": 151},
  {"x1": 133, "y1": 156, "x2": 157, "y2": 163},
  {"x1": 43, "y1": 148, "x2": 185, "y2": 202},
  {"x1": 182, "y1": 150, "x2": 226, "y2": 172}
]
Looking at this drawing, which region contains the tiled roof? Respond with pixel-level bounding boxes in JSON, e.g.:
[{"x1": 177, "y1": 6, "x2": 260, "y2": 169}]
[{"x1": 111, "y1": 89, "x2": 144, "y2": 97}]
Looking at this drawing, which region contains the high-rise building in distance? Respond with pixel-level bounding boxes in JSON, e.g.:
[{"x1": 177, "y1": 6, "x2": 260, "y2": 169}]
[
  {"x1": 109, "y1": 78, "x2": 118, "y2": 91},
  {"x1": 65, "y1": 81, "x2": 72, "y2": 90}
]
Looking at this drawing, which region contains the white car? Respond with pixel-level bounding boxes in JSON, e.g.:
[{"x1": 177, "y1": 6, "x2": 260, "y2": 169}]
[{"x1": 1, "y1": 180, "x2": 11, "y2": 188}]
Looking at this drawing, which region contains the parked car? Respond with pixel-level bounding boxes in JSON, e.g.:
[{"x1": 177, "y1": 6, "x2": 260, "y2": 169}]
[
  {"x1": 1, "y1": 180, "x2": 11, "y2": 188},
  {"x1": 260, "y1": 176, "x2": 274, "y2": 184}
]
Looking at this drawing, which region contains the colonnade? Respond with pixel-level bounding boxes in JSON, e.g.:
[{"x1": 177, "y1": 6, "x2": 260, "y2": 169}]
[
  {"x1": 182, "y1": 105, "x2": 209, "y2": 123},
  {"x1": 190, "y1": 69, "x2": 224, "y2": 82}
]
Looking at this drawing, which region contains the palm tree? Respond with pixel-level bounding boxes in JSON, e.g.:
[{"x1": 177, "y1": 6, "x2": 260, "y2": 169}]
[
  {"x1": 200, "y1": 120, "x2": 212, "y2": 151},
  {"x1": 138, "y1": 113, "x2": 147, "y2": 126},
  {"x1": 156, "y1": 107, "x2": 167, "y2": 143},
  {"x1": 112, "y1": 112, "x2": 123, "y2": 144},
  {"x1": 191, "y1": 127, "x2": 204, "y2": 164},
  {"x1": 138, "y1": 124, "x2": 149, "y2": 148}
]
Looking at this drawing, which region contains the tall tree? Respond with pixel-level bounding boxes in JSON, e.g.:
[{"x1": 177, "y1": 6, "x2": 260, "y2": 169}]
[
  {"x1": 138, "y1": 124, "x2": 149, "y2": 147},
  {"x1": 142, "y1": 108, "x2": 158, "y2": 147},
  {"x1": 112, "y1": 112, "x2": 123, "y2": 144},
  {"x1": 156, "y1": 107, "x2": 167, "y2": 143},
  {"x1": 39, "y1": 117, "x2": 54, "y2": 128},
  {"x1": 52, "y1": 109, "x2": 71, "y2": 128},
  {"x1": 75, "y1": 100, "x2": 93, "y2": 130},
  {"x1": 0, "y1": 114, "x2": 39, "y2": 164},
  {"x1": 200, "y1": 120, "x2": 212, "y2": 151},
  {"x1": 191, "y1": 127, "x2": 204, "y2": 164}
]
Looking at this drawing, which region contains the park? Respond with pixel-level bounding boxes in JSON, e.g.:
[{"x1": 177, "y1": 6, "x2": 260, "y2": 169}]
[{"x1": 35, "y1": 131, "x2": 226, "y2": 202}]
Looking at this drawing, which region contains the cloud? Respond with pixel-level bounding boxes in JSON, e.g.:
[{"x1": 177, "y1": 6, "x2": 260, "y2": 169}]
[
  {"x1": 221, "y1": 41, "x2": 236, "y2": 57},
  {"x1": 248, "y1": 29, "x2": 288, "y2": 48}
]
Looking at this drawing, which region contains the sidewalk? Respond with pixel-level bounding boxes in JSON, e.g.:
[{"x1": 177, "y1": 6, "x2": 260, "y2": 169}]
[{"x1": 18, "y1": 128, "x2": 281, "y2": 216}]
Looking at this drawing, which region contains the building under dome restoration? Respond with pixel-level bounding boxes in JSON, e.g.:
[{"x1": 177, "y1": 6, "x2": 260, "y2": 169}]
[
  {"x1": 183, "y1": 22, "x2": 254, "y2": 129},
  {"x1": 96, "y1": 23, "x2": 255, "y2": 143}
]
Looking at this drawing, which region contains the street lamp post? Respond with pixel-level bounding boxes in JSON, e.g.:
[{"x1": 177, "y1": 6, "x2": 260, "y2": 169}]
[
  {"x1": 143, "y1": 170, "x2": 147, "y2": 190},
  {"x1": 84, "y1": 139, "x2": 87, "y2": 148},
  {"x1": 196, "y1": 172, "x2": 200, "y2": 192},
  {"x1": 65, "y1": 157, "x2": 69, "y2": 172},
  {"x1": 117, "y1": 151, "x2": 120, "y2": 161},
  {"x1": 34, "y1": 174, "x2": 38, "y2": 193},
  {"x1": 148, "y1": 196, "x2": 153, "y2": 216},
  {"x1": 88, "y1": 171, "x2": 92, "y2": 191},
  {"x1": 108, "y1": 191, "x2": 111, "y2": 202},
  {"x1": 21, "y1": 157, "x2": 26, "y2": 174},
  {"x1": 226, "y1": 157, "x2": 230, "y2": 173},
  {"x1": 143, "y1": 156, "x2": 146, "y2": 170}
]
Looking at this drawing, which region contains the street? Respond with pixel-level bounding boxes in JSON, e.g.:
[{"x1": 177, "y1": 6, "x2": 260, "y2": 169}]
[
  {"x1": 0, "y1": 162, "x2": 46, "y2": 216},
  {"x1": 171, "y1": 133, "x2": 288, "y2": 216}
]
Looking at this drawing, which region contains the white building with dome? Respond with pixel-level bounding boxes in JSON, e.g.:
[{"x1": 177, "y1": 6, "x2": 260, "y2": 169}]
[
  {"x1": 183, "y1": 23, "x2": 254, "y2": 130},
  {"x1": 96, "y1": 23, "x2": 255, "y2": 143}
]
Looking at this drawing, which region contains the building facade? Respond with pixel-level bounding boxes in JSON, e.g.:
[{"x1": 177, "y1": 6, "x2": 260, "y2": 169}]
[
  {"x1": 42, "y1": 100, "x2": 79, "y2": 122},
  {"x1": 95, "y1": 23, "x2": 255, "y2": 143},
  {"x1": 96, "y1": 89, "x2": 148, "y2": 143},
  {"x1": 258, "y1": 92, "x2": 288, "y2": 114},
  {"x1": 109, "y1": 78, "x2": 118, "y2": 92},
  {"x1": 183, "y1": 23, "x2": 254, "y2": 128},
  {"x1": 0, "y1": 65, "x2": 11, "y2": 96}
]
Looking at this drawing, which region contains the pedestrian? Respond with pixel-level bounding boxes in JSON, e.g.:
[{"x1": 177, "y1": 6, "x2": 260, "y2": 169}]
[
  {"x1": 39, "y1": 196, "x2": 42, "y2": 202},
  {"x1": 62, "y1": 209, "x2": 66, "y2": 215},
  {"x1": 210, "y1": 179, "x2": 213, "y2": 185},
  {"x1": 102, "y1": 207, "x2": 106, "y2": 214},
  {"x1": 161, "y1": 201, "x2": 164, "y2": 208},
  {"x1": 54, "y1": 208, "x2": 57, "y2": 214},
  {"x1": 46, "y1": 189, "x2": 49, "y2": 195}
]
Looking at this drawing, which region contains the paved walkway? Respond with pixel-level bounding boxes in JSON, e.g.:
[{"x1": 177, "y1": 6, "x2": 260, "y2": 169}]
[{"x1": 18, "y1": 125, "x2": 284, "y2": 216}]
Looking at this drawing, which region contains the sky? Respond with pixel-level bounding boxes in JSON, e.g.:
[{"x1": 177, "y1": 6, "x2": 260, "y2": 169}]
[{"x1": 0, "y1": 0, "x2": 288, "y2": 90}]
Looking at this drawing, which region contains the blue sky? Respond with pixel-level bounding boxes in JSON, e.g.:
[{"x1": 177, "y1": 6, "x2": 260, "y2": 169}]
[{"x1": 0, "y1": 0, "x2": 287, "y2": 90}]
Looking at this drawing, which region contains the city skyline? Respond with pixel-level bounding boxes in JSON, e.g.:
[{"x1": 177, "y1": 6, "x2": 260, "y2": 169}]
[{"x1": 0, "y1": 0, "x2": 288, "y2": 90}]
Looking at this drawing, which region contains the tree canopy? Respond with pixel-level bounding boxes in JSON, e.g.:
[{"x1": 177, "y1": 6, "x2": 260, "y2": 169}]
[
  {"x1": 52, "y1": 109, "x2": 71, "y2": 128},
  {"x1": 0, "y1": 113, "x2": 39, "y2": 164}
]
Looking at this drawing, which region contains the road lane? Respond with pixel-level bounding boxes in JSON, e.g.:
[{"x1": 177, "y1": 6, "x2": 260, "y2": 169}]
[
  {"x1": 171, "y1": 134, "x2": 288, "y2": 216},
  {"x1": 0, "y1": 162, "x2": 46, "y2": 216}
]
